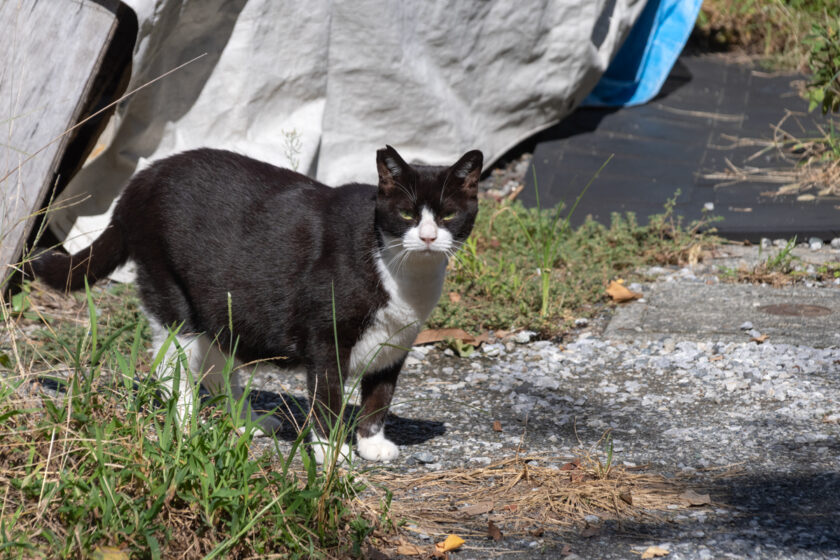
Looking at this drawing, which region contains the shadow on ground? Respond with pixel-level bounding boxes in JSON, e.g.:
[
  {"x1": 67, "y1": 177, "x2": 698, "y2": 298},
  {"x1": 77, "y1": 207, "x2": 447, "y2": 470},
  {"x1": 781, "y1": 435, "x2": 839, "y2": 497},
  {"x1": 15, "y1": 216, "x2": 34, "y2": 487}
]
[
  {"x1": 557, "y1": 471, "x2": 840, "y2": 558},
  {"x1": 249, "y1": 388, "x2": 446, "y2": 445}
]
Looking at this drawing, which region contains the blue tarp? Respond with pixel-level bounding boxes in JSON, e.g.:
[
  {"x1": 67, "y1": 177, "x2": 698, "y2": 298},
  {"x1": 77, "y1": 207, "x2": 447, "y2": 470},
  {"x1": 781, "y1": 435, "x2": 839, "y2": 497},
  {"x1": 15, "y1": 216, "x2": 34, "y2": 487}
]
[{"x1": 585, "y1": 0, "x2": 703, "y2": 107}]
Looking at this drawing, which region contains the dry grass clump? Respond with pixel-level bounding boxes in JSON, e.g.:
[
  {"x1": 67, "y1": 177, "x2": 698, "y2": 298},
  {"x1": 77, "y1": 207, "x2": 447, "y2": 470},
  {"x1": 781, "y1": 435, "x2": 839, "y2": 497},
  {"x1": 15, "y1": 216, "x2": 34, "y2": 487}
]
[
  {"x1": 704, "y1": 111, "x2": 840, "y2": 199},
  {"x1": 357, "y1": 451, "x2": 702, "y2": 542}
]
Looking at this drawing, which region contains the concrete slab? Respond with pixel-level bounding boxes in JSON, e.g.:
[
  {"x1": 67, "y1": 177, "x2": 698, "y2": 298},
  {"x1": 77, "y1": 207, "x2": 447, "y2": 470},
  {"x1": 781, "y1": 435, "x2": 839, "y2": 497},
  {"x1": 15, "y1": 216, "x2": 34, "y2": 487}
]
[{"x1": 605, "y1": 282, "x2": 840, "y2": 347}]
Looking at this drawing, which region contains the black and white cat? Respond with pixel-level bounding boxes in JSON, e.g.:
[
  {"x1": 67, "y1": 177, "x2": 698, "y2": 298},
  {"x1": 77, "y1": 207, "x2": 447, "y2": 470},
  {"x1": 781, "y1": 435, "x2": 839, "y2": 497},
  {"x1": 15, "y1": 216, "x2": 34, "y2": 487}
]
[{"x1": 29, "y1": 145, "x2": 483, "y2": 463}]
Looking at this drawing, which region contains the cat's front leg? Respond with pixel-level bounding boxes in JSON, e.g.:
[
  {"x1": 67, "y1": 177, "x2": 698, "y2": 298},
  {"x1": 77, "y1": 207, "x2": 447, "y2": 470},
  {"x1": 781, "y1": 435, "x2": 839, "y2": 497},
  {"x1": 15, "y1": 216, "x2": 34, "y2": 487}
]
[
  {"x1": 356, "y1": 361, "x2": 402, "y2": 462},
  {"x1": 306, "y1": 353, "x2": 352, "y2": 465},
  {"x1": 148, "y1": 320, "x2": 202, "y2": 426}
]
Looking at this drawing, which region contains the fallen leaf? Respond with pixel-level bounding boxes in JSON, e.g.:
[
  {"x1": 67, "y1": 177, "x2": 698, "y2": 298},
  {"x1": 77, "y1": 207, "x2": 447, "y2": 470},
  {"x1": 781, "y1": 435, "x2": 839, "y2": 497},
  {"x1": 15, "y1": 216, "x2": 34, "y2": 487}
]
[
  {"x1": 570, "y1": 471, "x2": 589, "y2": 483},
  {"x1": 92, "y1": 548, "x2": 129, "y2": 560},
  {"x1": 687, "y1": 243, "x2": 702, "y2": 266},
  {"x1": 415, "y1": 328, "x2": 472, "y2": 345},
  {"x1": 448, "y1": 291, "x2": 461, "y2": 303},
  {"x1": 750, "y1": 334, "x2": 769, "y2": 344},
  {"x1": 606, "y1": 280, "x2": 642, "y2": 303},
  {"x1": 559, "y1": 458, "x2": 581, "y2": 471},
  {"x1": 461, "y1": 501, "x2": 494, "y2": 516},
  {"x1": 435, "y1": 534, "x2": 465, "y2": 553},
  {"x1": 679, "y1": 489, "x2": 711, "y2": 506},
  {"x1": 414, "y1": 328, "x2": 489, "y2": 347},
  {"x1": 641, "y1": 545, "x2": 670, "y2": 559},
  {"x1": 492, "y1": 420, "x2": 502, "y2": 432},
  {"x1": 580, "y1": 524, "x2": 601, "y2": 538},
  {"x1": 822, "y1": 413, "x2": 840, "y2": 424},
  {"x1": 396, "y1": 540, "x2": 428, "y2": 555},
  {"x1": 488, "y1": 520, "x2": 503, "y2": 541},
  {"x1": 448, "y1": 338, "x2": 475, "y2": 358}
]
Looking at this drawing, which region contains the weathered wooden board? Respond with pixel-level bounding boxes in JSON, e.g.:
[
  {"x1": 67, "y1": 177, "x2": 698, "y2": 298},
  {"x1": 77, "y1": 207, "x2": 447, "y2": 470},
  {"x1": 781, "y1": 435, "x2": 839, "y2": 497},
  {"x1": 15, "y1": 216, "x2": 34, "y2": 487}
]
[{"x1": 0, "y1": 0, "x2": 118, "y2": 283}]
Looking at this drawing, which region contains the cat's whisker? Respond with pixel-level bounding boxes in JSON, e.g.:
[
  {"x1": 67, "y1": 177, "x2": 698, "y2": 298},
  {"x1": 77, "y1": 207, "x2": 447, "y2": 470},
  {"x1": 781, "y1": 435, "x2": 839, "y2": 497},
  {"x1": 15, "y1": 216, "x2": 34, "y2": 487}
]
[
  {"x1": 439, "y1": 172, "x2": 452, "y2": 204},
  {"x1": 396, "y1": 249, "x2": 412, "y2": 276},
  {"x1": 393, "y1": 180, "x2": 416, "y2": 203}
]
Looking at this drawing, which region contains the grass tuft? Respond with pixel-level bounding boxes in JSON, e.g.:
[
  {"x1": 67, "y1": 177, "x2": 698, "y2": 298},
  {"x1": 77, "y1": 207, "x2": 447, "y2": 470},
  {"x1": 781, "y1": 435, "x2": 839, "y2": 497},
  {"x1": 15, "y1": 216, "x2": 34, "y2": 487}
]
[{"x1": 0, "y1": 285, "x2": 372, "y2": 559}]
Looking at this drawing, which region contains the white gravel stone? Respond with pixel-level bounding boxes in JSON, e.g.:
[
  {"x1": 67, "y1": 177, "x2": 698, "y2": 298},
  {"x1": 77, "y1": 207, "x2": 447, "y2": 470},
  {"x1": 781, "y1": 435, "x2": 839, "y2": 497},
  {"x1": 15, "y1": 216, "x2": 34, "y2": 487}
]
[{"x1": 514, "y1": 330, "x2": 537, "y2": 344}]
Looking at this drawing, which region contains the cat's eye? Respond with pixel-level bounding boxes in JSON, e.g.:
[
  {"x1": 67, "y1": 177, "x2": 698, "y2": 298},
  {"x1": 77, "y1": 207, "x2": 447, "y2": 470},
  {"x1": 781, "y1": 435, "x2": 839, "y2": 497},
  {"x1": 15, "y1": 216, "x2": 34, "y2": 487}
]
[
  {"x1": 442, "y1": 212, "x2": 457, "y2": 221},
  {"x1": 399, "y1": 210, "x2": 414, "y2": 221}
]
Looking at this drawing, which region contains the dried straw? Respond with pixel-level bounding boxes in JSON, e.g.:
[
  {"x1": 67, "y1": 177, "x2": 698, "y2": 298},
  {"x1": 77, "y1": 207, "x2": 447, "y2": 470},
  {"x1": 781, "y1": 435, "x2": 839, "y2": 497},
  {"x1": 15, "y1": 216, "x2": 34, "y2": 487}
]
[
  {"x1": 353, "y1": 452, "x2": 698, "y2": 538},
  {"x1": 703, "y1": 110, "x2": 840, "y2": 198}
]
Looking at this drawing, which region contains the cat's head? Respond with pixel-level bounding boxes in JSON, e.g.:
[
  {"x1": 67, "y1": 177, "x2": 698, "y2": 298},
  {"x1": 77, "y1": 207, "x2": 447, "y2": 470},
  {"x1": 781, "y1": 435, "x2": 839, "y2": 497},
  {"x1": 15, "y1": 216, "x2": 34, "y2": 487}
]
[{"x1": 374, "y1": 145, "x2": 483, "y2": 258}]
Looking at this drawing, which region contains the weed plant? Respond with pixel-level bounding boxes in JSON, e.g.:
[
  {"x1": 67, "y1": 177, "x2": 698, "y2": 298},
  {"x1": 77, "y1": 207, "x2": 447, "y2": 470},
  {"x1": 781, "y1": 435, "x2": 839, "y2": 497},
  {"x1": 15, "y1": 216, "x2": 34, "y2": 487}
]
[
  {"x1": 804, "y1": 17, "x2": 840, "y2": 114},
  {"x1": 505, "y1": 158, "x2": 611, "y2": 318}
]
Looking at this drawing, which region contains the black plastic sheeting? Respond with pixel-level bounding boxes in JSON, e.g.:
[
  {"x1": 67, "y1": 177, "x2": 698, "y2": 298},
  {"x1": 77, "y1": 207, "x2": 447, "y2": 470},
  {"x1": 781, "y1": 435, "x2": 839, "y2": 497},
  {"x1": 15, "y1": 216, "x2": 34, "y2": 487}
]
[{"x1": 522, "y1": 55, "x2": 840, "y2": 242}]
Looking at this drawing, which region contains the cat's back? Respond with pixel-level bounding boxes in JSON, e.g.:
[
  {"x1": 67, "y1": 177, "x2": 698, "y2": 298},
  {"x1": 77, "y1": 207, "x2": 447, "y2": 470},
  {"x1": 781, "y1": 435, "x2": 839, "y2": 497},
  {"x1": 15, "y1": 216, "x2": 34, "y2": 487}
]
[
  {"x1": 115, "y1": 148, "x2": 378, "y2": 265},
  {"x1": 118, "y1": 148, "x2": 325, "y2": 217}
]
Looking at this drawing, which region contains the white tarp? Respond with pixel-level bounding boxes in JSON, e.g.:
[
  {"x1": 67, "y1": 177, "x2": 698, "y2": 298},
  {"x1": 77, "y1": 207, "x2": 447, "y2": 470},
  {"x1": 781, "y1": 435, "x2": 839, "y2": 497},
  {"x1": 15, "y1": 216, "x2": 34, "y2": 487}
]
[{"x1": 53, "y1": 0, "x2": 645, "y2": 254}]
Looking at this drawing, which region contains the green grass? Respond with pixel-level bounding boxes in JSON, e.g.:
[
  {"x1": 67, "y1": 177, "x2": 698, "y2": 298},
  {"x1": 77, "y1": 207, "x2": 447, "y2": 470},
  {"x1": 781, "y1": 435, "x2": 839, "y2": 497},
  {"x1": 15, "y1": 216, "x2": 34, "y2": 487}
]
[
  {"x1": 695, "y1": 0, "x2": 840, "y2": 71},
  {"x1": 0, "y1": 286, "x2": 376, "y2": 559},
  {"x1": 429, "y1": 191, "x2": 717, "y2": 337},
  {"x1": 1, "y1": 279, "x2": 150, "y2": 372},
  {"x1": 803, "y1": 17, "x2": 840, "y2": 114}
]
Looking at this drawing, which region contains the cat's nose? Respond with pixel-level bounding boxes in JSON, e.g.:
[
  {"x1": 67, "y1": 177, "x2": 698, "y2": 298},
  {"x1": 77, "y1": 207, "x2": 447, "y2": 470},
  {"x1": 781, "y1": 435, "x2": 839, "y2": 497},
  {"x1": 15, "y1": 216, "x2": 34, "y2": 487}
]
[{"x1": 419, "y1": 223, "x2": 437, "y2": 245}]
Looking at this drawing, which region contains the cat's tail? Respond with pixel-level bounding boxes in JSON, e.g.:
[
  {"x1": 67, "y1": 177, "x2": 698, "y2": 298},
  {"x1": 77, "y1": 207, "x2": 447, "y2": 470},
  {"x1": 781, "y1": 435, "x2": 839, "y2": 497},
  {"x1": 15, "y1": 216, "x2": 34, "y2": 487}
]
[{"x1": 26, "y1": 222, "x2": 128, "y2": 292}]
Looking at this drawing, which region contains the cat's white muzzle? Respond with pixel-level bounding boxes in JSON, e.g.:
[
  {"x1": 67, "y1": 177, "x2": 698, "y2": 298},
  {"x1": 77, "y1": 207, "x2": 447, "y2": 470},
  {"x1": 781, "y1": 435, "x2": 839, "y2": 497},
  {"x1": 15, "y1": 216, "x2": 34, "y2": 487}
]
[{"x1": 405, "y1": 207, "x2": 454, "y2": 254}]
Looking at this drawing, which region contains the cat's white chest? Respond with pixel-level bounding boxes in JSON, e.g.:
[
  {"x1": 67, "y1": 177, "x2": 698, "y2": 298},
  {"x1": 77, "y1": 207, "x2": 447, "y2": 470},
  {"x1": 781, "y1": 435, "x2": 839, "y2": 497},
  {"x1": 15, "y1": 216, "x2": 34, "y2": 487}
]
[{"x1": 348, "y1": 253, "x2": 446, "y2": 375}]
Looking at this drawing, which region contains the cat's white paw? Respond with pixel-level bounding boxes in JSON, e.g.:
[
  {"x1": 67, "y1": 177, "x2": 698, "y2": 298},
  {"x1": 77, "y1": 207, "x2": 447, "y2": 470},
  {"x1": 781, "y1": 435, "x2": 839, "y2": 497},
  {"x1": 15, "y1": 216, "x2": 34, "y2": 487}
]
[
  {"x1": 248, "y1": 411, "x2": 283, "y2": 438},
  {"x1": 356, "y1": 430, "x2": 399, "y2": 462},
  {"x1": 238, "y1": 420, "x2": 279, "y2": 438},
  {"x1": 310, "y1": 436, "x2": 352, "y2": 465}
]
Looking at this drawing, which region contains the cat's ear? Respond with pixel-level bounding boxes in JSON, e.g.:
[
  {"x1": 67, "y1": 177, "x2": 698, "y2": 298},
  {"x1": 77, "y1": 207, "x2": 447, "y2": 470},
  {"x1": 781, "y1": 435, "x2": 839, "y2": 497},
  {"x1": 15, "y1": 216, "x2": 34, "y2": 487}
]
[
  {"x1": 448, "y1": 150, "x2": 483, "y2": 197},
  {"x1": 376, "y1": 145, "x2": 411, "y2": 193}
]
